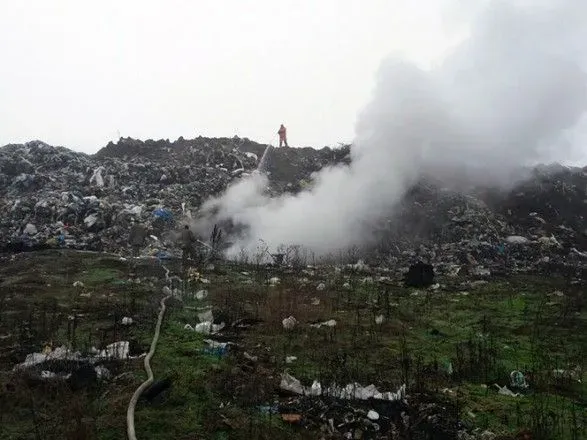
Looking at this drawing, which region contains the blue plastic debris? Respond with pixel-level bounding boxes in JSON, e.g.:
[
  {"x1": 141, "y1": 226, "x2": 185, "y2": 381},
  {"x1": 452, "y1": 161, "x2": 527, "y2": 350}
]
[
  {"x1": 201, "y1": 346, "x2": 229, "y2": 357},
  {"x1": 153, "y1": 208, "x2": 173, "y2": 222},
  {"x1": 258, "y1": 405, "x2": 279, "y2": 415},
  {"x1": 155, "y1": 251, "x2": 172, "y2": 261}
]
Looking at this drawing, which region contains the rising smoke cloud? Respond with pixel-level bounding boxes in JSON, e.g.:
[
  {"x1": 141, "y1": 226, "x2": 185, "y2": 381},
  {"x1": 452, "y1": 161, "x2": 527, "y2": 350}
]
[{"x1": 195, "y1": 0, "x2": 587, "y2": 257}]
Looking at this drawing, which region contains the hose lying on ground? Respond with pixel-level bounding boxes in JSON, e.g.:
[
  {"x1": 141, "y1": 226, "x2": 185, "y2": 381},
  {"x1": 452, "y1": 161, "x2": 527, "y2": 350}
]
[{"x1": 126, "y1": 266, "x2": 174, "y2": 440}]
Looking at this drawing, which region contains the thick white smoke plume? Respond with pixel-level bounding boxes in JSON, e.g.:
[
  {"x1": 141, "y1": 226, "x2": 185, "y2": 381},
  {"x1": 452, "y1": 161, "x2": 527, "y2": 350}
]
[{"x1": 196, "y1": 0, "x2": 587, "y2": 257}]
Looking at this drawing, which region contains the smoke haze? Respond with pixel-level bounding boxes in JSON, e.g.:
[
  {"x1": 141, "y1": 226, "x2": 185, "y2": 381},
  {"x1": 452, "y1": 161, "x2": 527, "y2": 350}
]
[{"x1": 196, "y1": 0, "x2": 587, "y2": 256}]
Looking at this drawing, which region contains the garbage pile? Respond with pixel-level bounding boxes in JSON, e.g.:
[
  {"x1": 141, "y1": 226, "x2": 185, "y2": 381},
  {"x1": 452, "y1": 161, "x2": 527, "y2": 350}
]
[
  {"x1": 373, "y1": 167, "x2": 587, "y2": 279},
  {"x1": 0, "y1": 138, "x2": 265, "y2": 253},
  {"x1": 1, "y1": 138, "x2": 585, "y2": 277},
  {"x1": 266, "y1": 391, "x2": 462, "y2": 439}
]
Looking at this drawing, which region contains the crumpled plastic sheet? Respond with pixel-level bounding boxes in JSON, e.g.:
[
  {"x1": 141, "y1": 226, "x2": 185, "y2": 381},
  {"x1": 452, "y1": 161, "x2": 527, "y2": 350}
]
[
  {"x1": 280, "y1": 372, "x2": 407, "y2": 401},
  {"x1": 13, "y1": 340, "x2": 139, "y2": 371}
]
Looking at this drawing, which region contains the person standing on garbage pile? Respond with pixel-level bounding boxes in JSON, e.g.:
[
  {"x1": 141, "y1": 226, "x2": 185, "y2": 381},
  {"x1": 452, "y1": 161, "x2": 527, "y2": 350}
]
[
  {"x1": 277, "y1": 124, "x2": 288, "y2": 147},
  {"x1": 129, "y1": 222, "x2": 148, "y2": 257},
  {"x1": 179, "y1": 224, "x2": 197, "y2": 265}
]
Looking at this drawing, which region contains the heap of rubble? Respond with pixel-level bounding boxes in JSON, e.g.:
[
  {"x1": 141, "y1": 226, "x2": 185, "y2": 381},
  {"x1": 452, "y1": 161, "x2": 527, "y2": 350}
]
[
  {"x1": 372, "y1": 166, "x2": 587, "y2": 280},
  {"x1": 0, "y1": 138, "x2": 349, "y2": 255},
  {"x1": 1, "y1": 138, "x2": 585, "y2": 278}
]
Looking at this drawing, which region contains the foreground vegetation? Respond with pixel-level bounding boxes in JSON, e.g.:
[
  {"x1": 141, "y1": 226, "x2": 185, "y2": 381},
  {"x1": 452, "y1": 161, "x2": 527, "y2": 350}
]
[{"x1": 0, "y1": 250, "x2": 585, "y2": 439}]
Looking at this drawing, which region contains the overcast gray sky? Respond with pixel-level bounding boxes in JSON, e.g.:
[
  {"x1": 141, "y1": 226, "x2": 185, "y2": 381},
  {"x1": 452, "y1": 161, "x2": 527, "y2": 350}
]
[{"x1": 0, "y1": 0, "x2": 461, "y2": 153}]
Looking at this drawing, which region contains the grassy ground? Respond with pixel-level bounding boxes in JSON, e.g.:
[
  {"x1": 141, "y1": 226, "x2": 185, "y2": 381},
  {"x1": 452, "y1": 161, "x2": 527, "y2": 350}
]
[{"x1": 0, "y1": 250, "x2": 585, "y2": 439}]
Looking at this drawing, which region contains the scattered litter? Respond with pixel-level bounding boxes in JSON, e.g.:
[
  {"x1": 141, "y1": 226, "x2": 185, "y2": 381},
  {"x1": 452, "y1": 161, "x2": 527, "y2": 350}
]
[
  {"x1": 375, "y1": 315, "x2": 384, "y2": 325},
  {"x1": 311, "y1": 297, "x2": 321, "y2": 306},
  {"x1": 24, "y1": 223, "x2": 38, "y2": 235},
  {"x1": 201, "y1": 339, "x2": 231, "y2": 356},
  {"x1": 95, "y1": 365, "x2": 111, "y2": 380},
  {"x1": 14, "y1": 346, "x2": 82, "y2": 369},
  {"x1": 193, "y1": 321, "x2": 225, "y2": 335},
  {"x1": 494, "y1": 384, "x2": 519, "y2": 397},
  {"x1": 506, "y1": 235, "x2": 530, "y2": 244},
  {"x1": 121, "y1": 317, "x2": 133, "y2": 325},
  {"x1": 280, "y1": 372, "x2": 406, "y2": 401},
  {"x1": 471, "y1": 266, "x2": 491, "y2": 277},
  {"x1": 552, "y1": 368, "x2": 582, "y2": 382},
  {"x1": 280, "y1": 373, "x2": 305, "y2": 394},
  {"x1": 73, "y1": 281, "x2": 85, "y2": 288},
  {"x1": 195, "y1": 290, "x2": 208, "y2": 300},
  {"x1": 282, "y1": 316, "x2": 298, "y2": 330},
  {"x1": 98, "y1": 341, "x2": 130, "y2": 359},
  {"x1": 316, "y1": 283, "x2": 326, "y2": 291},
  {"x1": 367, "y1": 410, "x2": 379, "y2": 421},
  {"x1": 244, "y1": 352, "x2": 258, "y2": 362},
  {"x1": 269, "y1": 277, "x2": 281, "y2": 286},
  {"x1": 281, "y1": 414, "x2": 302, "y2": 424},
  {"x1": 286, "y1": 356, "x2": 298, "y2": 364},
  {"x1": 348, "y1": 259, "x2": 370, "y2": 272},
  {"x1": 258, "y1": 405, "x2": 279, "y2": 415},
  {"x1": 310, "y1": 319, "x2": 337, "y2": 329},
  {"x1": 14, "y1": 340, "x2": 136, "y2": 371},
  {"x1": 343, "y1": 282, "x2": 351, "y2": 290},
  {"x1": 510, "y1": 370, "x2": 529, "y2": 388},
  {"x1": 202, "y1": 345, "x2": 229, "y2": 357},
  {"x1": 197, "y1": 309, "x2": 214, "y2": 323}
]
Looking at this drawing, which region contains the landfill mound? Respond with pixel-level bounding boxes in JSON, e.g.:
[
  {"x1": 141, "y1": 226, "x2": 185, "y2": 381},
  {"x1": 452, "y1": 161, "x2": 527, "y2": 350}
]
[
  {"x1": 372, "y1": 165, "x2": 587, "y2": 279},
  {"x1": 1, "y1": 138, "x2": 586, "y2": 278},
  {"x1": 0, "y1": 138, "x2": 349, "y2": 253}
]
